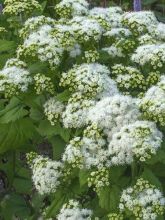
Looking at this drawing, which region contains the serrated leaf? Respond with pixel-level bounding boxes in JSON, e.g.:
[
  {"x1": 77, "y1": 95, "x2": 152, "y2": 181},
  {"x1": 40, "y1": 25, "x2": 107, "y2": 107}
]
[
  {"x1": 0, "y1": 40, "x2": 16, "y2": 52},
  {"x1": 46, "y1": 191, "x2": 67, "y2": 218},
  {"x1": 110, "y1": 166, "x2": 126, "y2": 183},
  {"x1": 0, "y1": 97, "x2": 28, "y2": 123},
  {"x1": 0, "y1": 118, "x2": 36, "y2": 153},
  {"x1": 37, "y1": 120, "x2": 60, "y2": 137},
  {"x1": 99, "y1": 185, "x2": 120, "y2": 212},
  {"x1": 146, "y1": 148, "x2": 165, "y2": 165},
  {"x1": 37, "y1": 120, "x2": 71, "y2": 141},
  {"x1": 0, "y1": 193, "x2": 31, "y2": 220},
  {"x1": 13, "y1": 177, "x2": 32, "y2": 194},
  {"x1": 49, "y1": 135, "x2": 66, "y2": 160},
  {"x1": 30, "y1": 107, "x2": 43, "y2": 121},
  {"x1": 56, "y1": 90, "x2": 71, "y2": 102},
  {"x1": 79, "y1": 169, "x2": 90, "y2": 187},
  {"x1": 28, "y1": 62, "x2": 48, "y2": 74},
  {"x1": 142, "y1": 167, "x2": 162, "y2": 189}
]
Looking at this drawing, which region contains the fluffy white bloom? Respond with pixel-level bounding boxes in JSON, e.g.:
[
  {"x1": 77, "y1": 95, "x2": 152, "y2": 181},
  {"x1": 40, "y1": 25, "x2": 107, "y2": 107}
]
[
  {"x1": 55, "y1": 0, "x2": 89, "y2": 18},
  {"x1": 63, "y1": 125, "x2": 108, "y2": 169},
  {"x1": 108, "y1": 120, "x2": 162, "y2": 165},
  {"x1": 122, "y1": 11, "x2": 158, "y2": 34},
  {"x1": 139, "y1": 75, "x2": 165, "y2": 125},
  {"x1": 89, "y1": 7, "x2": 123, "y2": 30},
  {"x1": 69, "y1": 16, "x2": 103, "y2": 42},
  {"x1": 30, "y1": 155, "x2": 63, "y2": 195},
  {"x1": 0, "y1": 59, "x2": 32, "y2": 96},
  {"x1": 88, "y1": 94, "x2": 141, "y2": 139},
  {"x1": 69, "y1": 43, "x2": 81, "y2": 57},
  {"x1": 4, "y1": 58, "x2": 27, "y2": 68},
  {"x1": 19, "y1": 15, "x2": 55, "y2": 39},
  {"x1": 57, "y1": 200, "x2": 93, "y2": 220},
  {"x1": 138, "y1": 34, "x2": 157, "y2": 45},
  {"x1": 104, "y1": 28, "x2": 131, "y2": 38},
  {"x1": 150, "y1": 22, "x2": 165, "y2": 41},
  {"x1": 44, "y1": 97, "x2": 65, "y2": 125},
  {"x1": 17, "y1": 24, "x2": 64, "y2": 68},
  {"x1": 3, "y1": 0, "x2": 41, "y2": 16},
  {"x1": 120, "y1": 178, "x2": 165, "y2": 220},
  {"x1": 89, "y1": 7, "x2": 122, "y2": 17},
  {"x1": 102, "y1": 45, "x2": 124, "y2": 57},
  {"x1": 131, "y1": 44, "x2": 165, "y2": 68},
  {"x1": 81, "y1": 136, "x2": 108, "y2": 168},
  {"x1": 60, "y1": 63, "x2": 118, "y2": 98},
  {"x1": 62, "y1": 93, "x2": 95, "y2": 128}
]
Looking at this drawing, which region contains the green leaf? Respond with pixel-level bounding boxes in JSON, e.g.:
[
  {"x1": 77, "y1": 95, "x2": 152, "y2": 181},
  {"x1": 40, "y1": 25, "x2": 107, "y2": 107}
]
[
  {"x1": 110, "y1": 166, "x2": 126, "y2": 183},
  {"x1": 0, "y1": 193, "x2": 31, "y2": 220},
  {"x1": 79, "y1": 169, "x2": 90, "y2": 187},
  {"x1": 0, "y1": 40, "x2": 16, "y2": 53},
  {"x1": 37, "y1": 120, "x2": 60, "y2": 137},
  {"x1": 157, "y1": 216, "x2": 164, "y2": 220},
  {"x1": 0, "y1": 53, "x2": 12, "y2": 69},
  {"x1": 49, "y1": 135, "x2": 66, "y2": 160},
  {"x1": 30, "y1": 107, "x2": 43, "y2": 121},
  {"x1": 142, "y1": 0, "x2": 158, "y2": 5},
  {"x1": 98, "y1": 185, "x2": 120, "y2": 212},
  {"x1": 46, "y1": 190, "x2": 67, "y2": 218},
  {"x1": 142, "y1": 167, "x2": 162, "y2": 189},
  {"x1": 0, "y1": 118, "x2": 36, "y2": 153},
  {"x1": 28, "y1": 62, "x2": 48, "y2": 74},
  {"x1": 0, "y1": 97, "x2": 28, "y2": 123},
  {"x1": 37, "y1": 120, "x2": 71, "y2": 141},
  {"x1": 56, "y1": 90, "x2": 71, "y2": 102},
  {"x1": 59, "y1": 127, "x2": 71, "y2": 142},
  {"x1": 146, "y1": 149, "x2": 165, "y2": 165},
  {"x1": 13, "y1": 177, "x2": 32, "y2": 194}
]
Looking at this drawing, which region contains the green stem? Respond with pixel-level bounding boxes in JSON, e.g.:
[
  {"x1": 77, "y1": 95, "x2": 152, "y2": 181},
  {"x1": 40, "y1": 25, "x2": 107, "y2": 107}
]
[{"x1": 131, "y1": 161, "x2": 137, "y2": 182}]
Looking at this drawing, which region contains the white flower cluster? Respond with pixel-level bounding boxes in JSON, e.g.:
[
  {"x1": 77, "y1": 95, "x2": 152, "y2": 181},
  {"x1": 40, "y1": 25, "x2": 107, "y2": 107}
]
[
  {"x1": 17, "y1": 24, "x2": 64, "y2": 69},
  {"x1": 57, "y1": 200, "x2": 93, "y2": 220},
  {"x1": 88, "y1": 167, "x2": 110, "y2": 193},
  {"x1": 139, "y1": 75, "x2": 165, "y2": 126},
  {"x1": 60, "y1": 63, "x2": 117, "y2": 98},
  {"x1": 69, "y1": 16, "x2": 103, "y2": 43},
  {"x1": 3, "y1": 0, "x2": 41, "y2": 16},
  {"x1": 0, "y1": 58, "x2": 32, "y2": 97},
  {"x1": 27, "y1": 153, "x2": 63, "y2": 195},
  {"x1": 62, "y1": 93, "x2": 95, "y2": 128},
  {"x1": 52, "y1": 24, "x2": 75, "y2": 49},
  {"x1": 88, "y1": 94, "x2": 141, "y2": 139},
  {"x1": 150, "y1": 22, "x2": 165, "y2": 41},
  {"x1": 138, "y1": 34, "x2": 157, "y2": 46},
  {"x1": 122, "y1": 11, "x2": 158, "y2": 36},
  {"x1": 63, "y1": 124, "x2": 108, "y2": 169},
  {"x1": 112, "y1": 64, "x2": 145, "y2": 92},
  {"x1": 19, "y1": 16, "x2": 55, "y2": 39},
  {"x1": 104, "y1": 28, "x2": 131, "y2": 39},
  {"x1": 108, "y1": 120, "x2": 162, "y2": 165},
  {"x1": 62, "y1": 136, "x2": 83, "y2": 168},
  {"x1": 83, "y1": 49, "x2": 99, "y2": 63},
  {"x1": 44, "y1": 97, "x2": 65, "y2": 125},
  {"x1": 132, "y1": 44, "x2": 165, "y2": 69},
  {"x1": 55, "y1": 0, "x2": 89, "y2": 18},
  {"x1": 34, "y1": 73, "x2": 54, "y2": 95},
  {"x1": 119, "y1": 178, "x2": 165, "y2": 220},
  {"x1": 89, "y1": 7, "x2": 123, "y2": 30},
  {"x1": 108, "y1": 213, "x2": 123, "y2": 220},
  {"x1": 102, "y1": 45, "x2": 124, "y2": 58}
]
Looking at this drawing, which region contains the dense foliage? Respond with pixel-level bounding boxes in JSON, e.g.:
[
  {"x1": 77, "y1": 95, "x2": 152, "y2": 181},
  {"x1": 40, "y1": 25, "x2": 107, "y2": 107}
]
[{"x1": 0, "y1": 0, "x2": 165, "y2": 220}]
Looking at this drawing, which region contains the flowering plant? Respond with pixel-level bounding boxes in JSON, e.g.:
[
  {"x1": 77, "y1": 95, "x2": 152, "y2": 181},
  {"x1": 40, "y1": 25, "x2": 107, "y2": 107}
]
[{"x1": 0, "y1": 0, "x2": 165, "y2": 219}]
